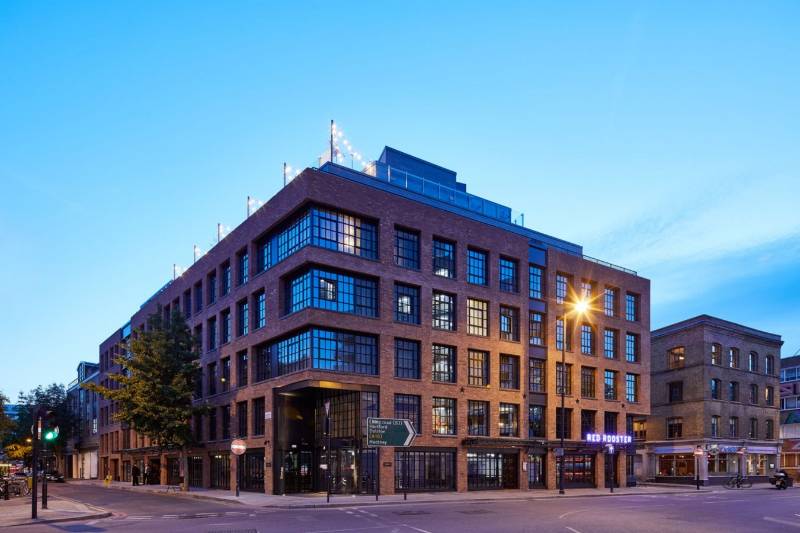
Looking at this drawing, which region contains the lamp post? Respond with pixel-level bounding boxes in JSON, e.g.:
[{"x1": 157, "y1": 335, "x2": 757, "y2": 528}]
[
  {"x1": 558, "y1": 298, "x2": 589, "y2": 496},
  {"x1": 693, "y1": 445, "x2": 704, "y2": 490}
]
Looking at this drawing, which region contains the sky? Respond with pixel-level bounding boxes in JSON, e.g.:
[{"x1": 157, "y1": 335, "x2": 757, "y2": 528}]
[{"x1": 1, "y1": 1, "x2": 798, "y2": 397}]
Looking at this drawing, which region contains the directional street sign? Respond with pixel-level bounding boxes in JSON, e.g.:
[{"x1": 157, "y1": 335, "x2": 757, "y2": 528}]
[{"x1": 367, "y1": 417, "x2": 416, "y2": 447}]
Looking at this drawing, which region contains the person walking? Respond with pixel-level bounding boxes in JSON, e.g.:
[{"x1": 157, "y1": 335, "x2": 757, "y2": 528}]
[
  {"x1": 143, "y1": 464, "x2": 151, "y2": 485},
  {"x1": 131, "y1": 465, "x2": 140, "y2": 486}
]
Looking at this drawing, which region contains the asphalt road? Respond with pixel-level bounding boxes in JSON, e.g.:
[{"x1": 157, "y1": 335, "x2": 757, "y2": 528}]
[{"x1": 14, "y1": 484, "x2": 800, "y2": 532}]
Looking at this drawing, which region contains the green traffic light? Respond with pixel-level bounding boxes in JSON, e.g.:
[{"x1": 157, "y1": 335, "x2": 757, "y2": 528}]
[{"x1": 44, "y1": 431, "x2": 56, "y2": 441}]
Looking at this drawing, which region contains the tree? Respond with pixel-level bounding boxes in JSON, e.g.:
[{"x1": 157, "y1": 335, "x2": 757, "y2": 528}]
[
  {"x1": 84, "y1": 310, "x2": 202, "y2": 490},
  {"x1": 0, "y1": 391, "x2": 14, "y2": 445},
  {"x1": 4, "y1": 442, "x2": 32, "y2": 463},
  {"x1": 14, "y1": 383, "x2": 75, "y2": 456}
]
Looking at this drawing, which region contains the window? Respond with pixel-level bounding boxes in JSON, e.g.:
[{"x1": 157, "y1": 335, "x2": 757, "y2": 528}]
[
  {"x1": 499, "y1": 403, "x2": 519, "y2": 437},
  {"x1": 529, "y1": 312, "x2": 545, "y2": 346},
  {"x1": 668, "y1": 346, "x2": 685, "y2": 369},
  {"x1": 432, "y1": 238, "x2": 456, "y2": 278},
  {"x1": 669, "y1": 381, "x2": 683, "y2": 402},
  {"x1": 237, "y1": 299, "x2": 249, "y2": 337},
  {"x1": 269, "y1": 328, "x2": 378, "y2": 376},
  {"x1": 432, "y1": 292, "x2": 456, "y2": 330},
  {"x1": 604, "y1": 329, "x2": 618, "y2": 359},
  {"x1": 286, "y1": 268, "x2": 379, "y2": 318},
  {"x1": 667, "y1": 417, "x2": 683, "y2": 439},
  {"x1": 394, "y1": 227, "x2": 420, "y2": 269},
  {"x1": 604, "y1": 411, "x2": 618, "y2": 434},
  {"x1": 728, "y1": 381, "x2": 739, "y2": 402},
  {"x1": 580, "y1": 324, "x2": 595, "y2": 355},
  {"x1": 625, "y1": 292, "x2": 639, "y2": 321},
  {"x1": 581, "y1": 410, "x2": 596, "y2": 437},
  {"x1": 729, "y1": 417, "x2": 739, "y2": 438},
  {"x1": 604, "y1": 370, "x2": 618, "y2": 400},
  {"x1": 766, "y1": 419, "x2": 774, "y2": 439},
  {"x1": 556, "y1": 408, "x2": 572, "y2": 439},
  {"x1": 182, "y1": 289, "x2": 191, "y2": 318},
  {"x1": 221, "y1": 309, "x2": 231, "y2": 344},
  {"x1": 604, "y1": 287, "x2": 617, "y2": 317},
  {"x1": 764, "y1": 354, "x2": 775, "y2": 375},
  {"x1": 395, "y1": 450, "x2": 455, "y2": 492},
  {"x1": 529, "y1": 265, "x2": 543, "y2": 299},
  {"x1": 208, "y1": 408, "x2": 217, "y2": 440},
  {"x1": 468, "y1": 400, "x2": 489, "y2": 436},
  {"x1": 395, "y1": 394, "x2": 421, "y2": 433},
  {"x1": 556, "y1": 362, "x2": 572, "y2": 395},
  {"x1": 311, "y1": 207, "x2": 378, "y2": 259},
  {"x1": 711, "y1": 343, "x2": 722, "y2": 365},
  {"x1": 634, "y1": 420, "x2": 647, "y2": 440},
  {"x1": 711, "y1": 415, "x2": 720, "y2": 438},
  {"x1": 207, "y1": 317, "x2": 217, "y2": 351},
  {"x1": 748, "y1": 351, "x2": 759, "y2": 372},
  {"x1": 468, "y1": 350, "x2": 489, "y2": 386},
  {"x1": 626, "y1": 373, "x2": 639, "y2": 403},
  {"x1": 499, "y1": 257, "x2": 519, "y2": 292},
  {"x1": 432, "y1": 397, "x2": 456, "y2": 435},
  {"x1": 394, "y1": 284, "x2": 420, "y2": 324},
  {"x1": 237, "y1": 401, "x2": 248, "y2": 438},
  {"x1": 499, "y1": 306, "x2": 520, "y2": 341},
  {"x1": 500, "y1": 355, "x2": 520, "y2": 390},
  {"x1": 252, "y1": 397, "x2": 265, "y2": 436},
  {"x1": 556, "y1": 317, "x2": 572, "y2": 351},
  {"x1": 256, "y1": 236, "x2": 270, "y2": 273},
  {"x1": 394, "y1": 339, "x2": 421, "y2": 379},
  {"x1": 221, "y1": 261, "x2": 231, "y2": 296},
  {"x1": 750, "y1": 384, "x2": 758, "y2": 404},
  {"x1": 556, "y1": 273, "x2": 569, "y2": 304},
  {"x1": 237, "y1": 249, "x2": 249, "y2": 286},
  {"x1": 766, "y1": 386, "x2": 775, "y2": 406},
  {"x1": 467, "y1": 249, "x2": 488, "y2": 285},
  {"x1": 528, "y1": 405, "x2": 545, "y2": 438},
  {"x1": 728, "y1": 348, "x2": 739, "y2": 369},
  {"x1": 625, "y1": 332, "x2": 640, "y2": 363},
  {"x1": 254, "y1": 344, "x2": 269, "y2": 381},
  {"x1": 254, "y1": 291, "x2": 266, "y2": 329},
  {"x1": 432, "y1": 344, "x2": 456, "y2": 383},
  {"x1": 467, "y1": 298, "x2": 489, "y2": 336},
  {"x1": 528, "y1": 358, "x2": 545, "y2": 393},
  {"x1": 749, "y1": 418, "x2": 758, "y2": 439},
  {"x1": 580, "y1": 280, "x2": 593, "y2": 300},
  {"x1": 711, "y1": 378, "x2": 721, "y2": 399},
  {"x1": 208, "y1": 271, "x2": 217, "y2": 304},
  {"x1": 581, "y1": 366, "x2": 596, "y2": 398},
  {"x1": 221, "y1": 405, "x2": 231, "y2": 440},
  {"x1": 194, "y1": 282, "x2": 203, "y2": 312},
  {"x1": 237, "y1": 350, "x2": 248, "y2": 387},
  {"x1": 221, "y1": 357, "x2": 231, "y2": 392}
]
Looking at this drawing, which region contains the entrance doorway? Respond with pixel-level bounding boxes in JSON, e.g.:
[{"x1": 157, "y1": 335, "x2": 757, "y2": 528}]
[
  {"x1": 283, "y1": 449, "x2": 313, "y2": 493},
  {"x1": 527, "y1": 454, "x2": 546, "y2": 488},
  {"x1": 558, "y1": 453, "x2": 596, "y2": 488}
]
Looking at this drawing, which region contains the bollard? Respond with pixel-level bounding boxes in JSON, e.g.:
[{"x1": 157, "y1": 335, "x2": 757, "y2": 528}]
[{"x1": 4, "y1": 479, "x2": 8, "y2": 500}]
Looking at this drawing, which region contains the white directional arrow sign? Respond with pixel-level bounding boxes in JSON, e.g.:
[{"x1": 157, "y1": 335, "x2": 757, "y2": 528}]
[{"x1": 366, "y1": 417, "x2": 416, "y2": 447}]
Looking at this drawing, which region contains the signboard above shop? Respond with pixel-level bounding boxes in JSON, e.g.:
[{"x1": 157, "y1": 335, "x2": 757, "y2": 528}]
[{"x1": 585, "y1": 433, "x2": 633, "y2": 445}]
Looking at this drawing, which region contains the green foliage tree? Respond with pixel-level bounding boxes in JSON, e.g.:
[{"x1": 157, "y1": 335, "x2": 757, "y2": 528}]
[
  {"x1": 84, "y1": 310, "x2": 202, "y2": 490},
  {"x1": 14, "y1": 383, "x2": 75, "y2": 457},
  {"x1": 4, "y1": 442, "x2": 32, "y2": 462},
  {"x1": 0, "y1": 391, "x2": 14, "y2": 445}
]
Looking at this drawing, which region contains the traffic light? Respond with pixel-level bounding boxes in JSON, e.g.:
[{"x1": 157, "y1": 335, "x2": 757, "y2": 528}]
[{"x1": 43, "y1": 427, "x2": 59, "y2": 441}]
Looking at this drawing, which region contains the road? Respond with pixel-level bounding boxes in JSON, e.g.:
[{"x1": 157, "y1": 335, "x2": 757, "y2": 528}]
[{"x1": 13, "y1": 483, "x2": 800, "y2": 532}]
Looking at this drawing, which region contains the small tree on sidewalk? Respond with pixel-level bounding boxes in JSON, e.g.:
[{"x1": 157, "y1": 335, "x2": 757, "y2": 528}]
[{"x1": 85, "y1": 310, "x2": 203, "y2": 491}]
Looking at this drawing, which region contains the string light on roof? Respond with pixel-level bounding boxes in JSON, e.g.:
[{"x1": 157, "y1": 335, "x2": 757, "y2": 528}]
[{"x1": 328, "y1": 120, "x2": 370, "y2": 169}]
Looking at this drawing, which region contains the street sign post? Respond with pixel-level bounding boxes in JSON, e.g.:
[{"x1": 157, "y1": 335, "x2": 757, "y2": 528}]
[
  {"x1": 367, "y1": 418, "x2": 416, "y2": 501},
  {"x1": 366, "y1": 418, "x2": 416, "y2": 447},
  {"x1": 230, "y1": 440, "x2": 247, "y2": 497}
]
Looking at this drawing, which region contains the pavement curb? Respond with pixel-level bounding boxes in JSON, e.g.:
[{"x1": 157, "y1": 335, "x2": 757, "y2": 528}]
[{"x1": 8, "y1": 511, "x2": 113, "y2": 527}]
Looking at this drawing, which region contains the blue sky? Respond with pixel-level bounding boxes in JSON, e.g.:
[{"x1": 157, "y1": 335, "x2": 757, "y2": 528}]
[{"x1": 1, "y1": 1, "x2": 798, "y2": 396}]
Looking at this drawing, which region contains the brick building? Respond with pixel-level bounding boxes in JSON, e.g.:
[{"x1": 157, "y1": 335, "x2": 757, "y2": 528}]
[
  {"x1": 642, "y1": 315, "x2": 781, "y2": 484},
  {"x1": 64, "y1": 361, "x2": 100, "y2": 479},
  {"x1": 97, "y1": 147, "x2": 650, "y2": 494}
]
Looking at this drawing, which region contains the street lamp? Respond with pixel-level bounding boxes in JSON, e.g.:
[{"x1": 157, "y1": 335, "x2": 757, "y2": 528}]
[
  {"x1": 693, "y1": 445, "x2": 704, "y2": 490},
  {"x1": 558, "y1": 296, "x2": 590, "y2": 495}
]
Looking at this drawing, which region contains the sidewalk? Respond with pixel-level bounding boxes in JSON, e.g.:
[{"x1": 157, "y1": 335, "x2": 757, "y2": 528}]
[
  {"x1": 72, "y1": 479, "x2": 719, "y2": 509},
  {"x1": 0, "y1": 495, "x2": 111, "y2": 527}
]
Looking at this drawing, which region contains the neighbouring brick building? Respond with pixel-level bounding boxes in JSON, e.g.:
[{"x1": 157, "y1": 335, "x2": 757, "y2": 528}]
[
  {"x1": 97, "y1": 146, "x2": 650, "y2": 494},
  {"x1": 64, "y1": 361, "x2": 100, "y2": 479},
  {"x1": 642, "y1": 315, "x2": 782, "y2": 484}
]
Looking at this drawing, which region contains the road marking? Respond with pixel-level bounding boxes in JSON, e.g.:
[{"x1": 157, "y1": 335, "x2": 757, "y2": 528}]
[
  {"x1": 764, "y1": 517, "x2": 800, "y2": 528},
  {"x1": 703, "y1": 499, "x2": 745, "y2": 504},
  {"x1": 565, "y1": 527, "x2": 583, "y2": 533},
  {"x1": 559, "y1": 509, "x2": 588, "y2": 519},
  {"x1": 404, "y1": 526, "x2": 433, "y2": 533},
  {"x1": 303, "y1": 526, "x2": 391, "y2": 533}
]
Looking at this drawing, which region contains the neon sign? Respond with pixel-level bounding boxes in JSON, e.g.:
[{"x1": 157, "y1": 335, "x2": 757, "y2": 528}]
[{"x1": 585, "y1": 433, "x2": 632, "y2": 444}]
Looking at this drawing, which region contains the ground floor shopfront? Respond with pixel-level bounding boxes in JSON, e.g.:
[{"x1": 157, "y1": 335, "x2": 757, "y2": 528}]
[
  {"x1": 641, "y1": 441, "x2": 780, "y2": 485},
  {"x1": 65, "y1": 448, "x2": 98, "y2": 480}
]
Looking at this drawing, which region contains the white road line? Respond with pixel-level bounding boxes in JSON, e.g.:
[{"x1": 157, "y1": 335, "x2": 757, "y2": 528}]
[
  {"x1": 764, "y1": 517, "x2": 800, "y2": 528},
  {"x1": 404, "y1": 526, "x2": 433, "y2": 533},
  {"x1": 703, "y1": 499, "x2": 745, "y2": 504},
  {"x1": 565, "y1": 527, "x2": 583, "y2": 533},
  {"x1": 558, "y1": 509, "x2": 588, "y2": 519}
]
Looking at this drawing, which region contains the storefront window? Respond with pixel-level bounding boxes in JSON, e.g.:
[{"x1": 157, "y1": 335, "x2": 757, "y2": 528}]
[{"x1": 657, "y1": 454, "x2": 695, "y2": 477}]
